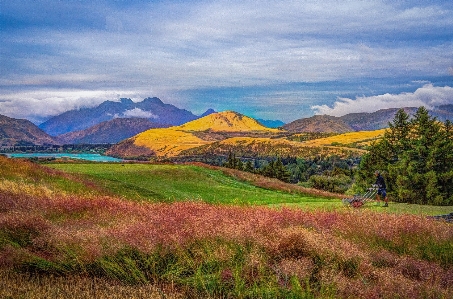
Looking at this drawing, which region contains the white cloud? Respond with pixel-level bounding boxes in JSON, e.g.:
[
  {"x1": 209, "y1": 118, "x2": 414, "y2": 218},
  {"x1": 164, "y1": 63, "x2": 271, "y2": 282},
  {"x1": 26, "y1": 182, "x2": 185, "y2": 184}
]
[
  {"x1": 312, "y1": 84, "x2": 453, "y2": 116},
  {"x1": 1, "y1": 1, "x2": 453, "y2": 123},
  {"x1": 0, "y1": 89, "x2": 149, "y2": 124},
  {"x1": 2, "y1": 0, "x2": 452, "y2": 91},
  {"x1": 122, "y1": 108, "x2": 158, "y2": 119}
]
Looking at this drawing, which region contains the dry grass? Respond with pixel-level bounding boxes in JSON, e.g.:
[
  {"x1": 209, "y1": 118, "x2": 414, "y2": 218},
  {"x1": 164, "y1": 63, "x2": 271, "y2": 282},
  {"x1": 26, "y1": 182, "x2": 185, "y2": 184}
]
[
  {"x1": 1, "y1": 187, "x2": 452, "y2": 298},
  {"x1": 0, "y1": 269, "x2": 182, "y2": 299},
  {"x1": 303, "y1": 129, "x2": 386, "y2": 147}
]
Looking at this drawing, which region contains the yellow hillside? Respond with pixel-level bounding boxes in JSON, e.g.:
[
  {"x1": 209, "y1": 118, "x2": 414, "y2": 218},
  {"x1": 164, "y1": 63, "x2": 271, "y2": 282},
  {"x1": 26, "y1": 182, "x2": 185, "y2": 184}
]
[
  {"x1": 178, "y1": 111, "x2": 279, "y2": 132},
  {"x1": 302, "y1": 129, "x2": 386, "y2": 147},
  {"x1": 132, "y1": 111, "x2": 279, "y2": 157},
  {"x1": 214, "y1": 136, "x2": 369, "y2": 154},
  {"x1": 113, "y1": 111, "x2": 385, "y2": 159},
  {"x1": 133, "y1": 128, "x2": 210, "y2": 157},
  {"x1": 182, "y1": 136, "x2": 367, "y2": 159}
]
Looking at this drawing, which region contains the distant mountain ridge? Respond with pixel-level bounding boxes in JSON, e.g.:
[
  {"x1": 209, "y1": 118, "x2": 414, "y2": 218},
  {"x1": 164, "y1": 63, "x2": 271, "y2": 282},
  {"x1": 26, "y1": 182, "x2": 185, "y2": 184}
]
[
  {"x1": 39, "y1": 97, "x2": 199, "y2": 136},
  {"x1": 283, "y1": 115, "x2": 352, "y2": 133},
  {"x1": 57, "y1": 118, "x2": 170, "y2": 144},
  {"x1": 284, "y1": 106, "x2": 453, "y2": 133},
  {"x1": 5, "y1": 97, "x2": 453, "y2": 147},
  {"x1": 0, "y1": 114, "x2": 59, "y2": 146}
]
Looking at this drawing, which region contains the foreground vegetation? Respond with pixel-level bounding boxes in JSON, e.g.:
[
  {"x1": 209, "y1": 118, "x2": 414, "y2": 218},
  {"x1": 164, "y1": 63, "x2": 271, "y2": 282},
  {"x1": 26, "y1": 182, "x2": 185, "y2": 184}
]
[{"x1": 1, "y1": 157, "x2": 452, "y2": 298}]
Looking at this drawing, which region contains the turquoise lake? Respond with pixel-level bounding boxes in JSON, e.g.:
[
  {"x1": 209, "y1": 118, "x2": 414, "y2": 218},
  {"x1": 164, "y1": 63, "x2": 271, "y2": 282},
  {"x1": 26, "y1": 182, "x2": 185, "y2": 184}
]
[{"x1": 5, "y1": 153, "x2": 123, "y2": 162}]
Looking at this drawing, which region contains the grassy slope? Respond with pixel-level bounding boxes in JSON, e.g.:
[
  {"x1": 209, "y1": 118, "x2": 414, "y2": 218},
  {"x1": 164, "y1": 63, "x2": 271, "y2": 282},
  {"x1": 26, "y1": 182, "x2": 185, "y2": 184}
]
[
  {"x1": 48, "y1": 163, "x2": 340, "y2": 207},
  {"x1": 48, "y1": 163, "x2": 453, "y2": 215},
  {"x1": 302, "y1": 129, "x2": 386, "y2": 147}
]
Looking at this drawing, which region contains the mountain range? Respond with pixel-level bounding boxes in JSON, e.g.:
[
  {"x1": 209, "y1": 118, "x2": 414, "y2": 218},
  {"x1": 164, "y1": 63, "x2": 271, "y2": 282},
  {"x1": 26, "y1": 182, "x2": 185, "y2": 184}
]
[
  {"x1": 39, "y1": 97, "x2": 209, "y2": 136},
  {"x1": 2, "y1": 97, "x2": 453, "y2": 149},
  {"x1": 283, "y1": 106, "x2": 453, "y2": 133}
]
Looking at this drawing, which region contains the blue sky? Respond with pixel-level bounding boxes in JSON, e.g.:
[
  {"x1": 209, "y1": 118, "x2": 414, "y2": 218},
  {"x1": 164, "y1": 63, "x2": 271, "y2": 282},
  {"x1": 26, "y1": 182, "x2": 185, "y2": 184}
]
[{"x1": 1, "y1": 0, "x2": 452, "y2": 123}]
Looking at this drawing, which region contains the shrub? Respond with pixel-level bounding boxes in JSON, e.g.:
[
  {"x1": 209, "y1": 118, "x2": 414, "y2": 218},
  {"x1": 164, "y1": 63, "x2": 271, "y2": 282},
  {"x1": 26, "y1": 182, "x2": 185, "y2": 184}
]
[{"x1": 309, "y1": 174, "x2": 352, "y2": 193}]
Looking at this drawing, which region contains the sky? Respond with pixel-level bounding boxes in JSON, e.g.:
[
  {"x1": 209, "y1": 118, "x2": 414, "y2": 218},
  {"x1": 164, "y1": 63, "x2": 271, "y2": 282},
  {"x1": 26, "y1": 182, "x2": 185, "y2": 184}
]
[{"x1": 1, "y1": 0, "x2": 452, "y2": 124}]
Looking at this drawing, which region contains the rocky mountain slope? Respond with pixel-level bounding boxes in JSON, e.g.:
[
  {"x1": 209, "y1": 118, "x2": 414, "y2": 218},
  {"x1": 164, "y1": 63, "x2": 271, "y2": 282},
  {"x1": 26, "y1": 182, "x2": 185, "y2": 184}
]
[{"x1": 0, "y1": 114, "x2": 59, "y2": 146}]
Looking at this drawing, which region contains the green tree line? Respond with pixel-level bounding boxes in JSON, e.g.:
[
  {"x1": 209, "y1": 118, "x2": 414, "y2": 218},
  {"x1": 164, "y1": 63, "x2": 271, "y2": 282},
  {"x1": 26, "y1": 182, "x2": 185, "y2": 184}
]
[
  {"x1": 224, "y1": 151, "x2": 291, "y2": 182},
  {"x1": 224, "y1": 151, "x2": 357, "y2": 192},
  {"x1": 356, "y1": 107, "x2": 453, "y2": 205}
]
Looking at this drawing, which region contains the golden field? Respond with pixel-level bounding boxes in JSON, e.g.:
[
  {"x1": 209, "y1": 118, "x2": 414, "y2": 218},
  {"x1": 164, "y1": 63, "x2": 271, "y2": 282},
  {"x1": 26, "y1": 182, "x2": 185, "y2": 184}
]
[{"x1": 301, "y1": 129, "x2": 386, "y2": 147}]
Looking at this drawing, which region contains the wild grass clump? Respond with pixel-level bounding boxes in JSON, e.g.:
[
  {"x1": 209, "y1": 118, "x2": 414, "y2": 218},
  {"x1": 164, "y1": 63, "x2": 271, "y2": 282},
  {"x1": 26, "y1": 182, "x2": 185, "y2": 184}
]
[{"x1": 1, "y1": 184, "x2": 452, "y2": 298}]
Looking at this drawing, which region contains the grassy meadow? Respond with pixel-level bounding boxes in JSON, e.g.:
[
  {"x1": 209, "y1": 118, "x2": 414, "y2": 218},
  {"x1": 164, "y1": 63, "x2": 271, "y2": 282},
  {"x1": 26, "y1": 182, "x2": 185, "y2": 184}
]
[
  {"x1": 47, "y1": 163, "x2": 340, "y2": 207},
  {"x1": 1, "y1": 156, "x2": 453, "y2": 298}
]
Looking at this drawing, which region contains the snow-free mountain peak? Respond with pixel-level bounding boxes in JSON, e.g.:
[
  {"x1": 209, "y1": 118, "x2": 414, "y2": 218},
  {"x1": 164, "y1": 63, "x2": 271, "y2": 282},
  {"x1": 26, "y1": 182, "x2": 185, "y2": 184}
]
[{"x1": 177, "y1": 111, "x2": 279, "y2": 132}]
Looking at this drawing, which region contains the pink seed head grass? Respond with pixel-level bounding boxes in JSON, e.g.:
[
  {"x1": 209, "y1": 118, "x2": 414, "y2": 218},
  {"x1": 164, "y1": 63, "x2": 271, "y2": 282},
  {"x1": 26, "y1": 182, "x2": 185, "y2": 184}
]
[
  {"x1": 1, "y1": 179, "x2": 453, "y2": 298},
  {"x1": 2, "y1": 191, "x2": 452, "y2": 259}
]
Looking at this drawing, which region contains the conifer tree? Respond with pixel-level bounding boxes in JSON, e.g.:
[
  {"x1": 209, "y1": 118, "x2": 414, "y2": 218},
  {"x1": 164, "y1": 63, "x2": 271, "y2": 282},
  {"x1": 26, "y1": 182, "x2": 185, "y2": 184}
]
[
  {"x1": 262, "y1": 160, "x2": 276, "y2": 178},
  {"x1": 400, "y1": 107, "x2": 441, "y2": 204},
  {"x1": 274, "y1": 157, "x2": 291, "y2": 182},
  {"x1": 356, "y1": 106, "x2": 453, "y2": 205}
]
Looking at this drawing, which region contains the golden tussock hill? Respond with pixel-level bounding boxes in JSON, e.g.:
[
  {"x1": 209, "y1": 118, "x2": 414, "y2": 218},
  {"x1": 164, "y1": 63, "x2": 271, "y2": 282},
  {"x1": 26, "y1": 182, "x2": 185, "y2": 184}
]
[
  {"x1": 301, "y1": 129, "x2": 386, "y2": 147},
  {"x1": 107, "y1": 111, "x2": 280, "y2": 158},
  {"x1": 178, "y1": 111, "x2": 279, "y2": 132},
  {"x1": 107, "y1": 111, "x2": 386, "y2": 159},
  {"x1": 182, "y1": 136, "x2": 367, "y2": 159}
]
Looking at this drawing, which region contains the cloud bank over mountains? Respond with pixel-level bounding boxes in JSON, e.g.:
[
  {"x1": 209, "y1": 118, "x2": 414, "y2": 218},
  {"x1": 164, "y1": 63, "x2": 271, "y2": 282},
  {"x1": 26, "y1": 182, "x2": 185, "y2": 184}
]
[
  {"x1": 0, "y1": 0, "x2": 452, "y2": 122},
  {"x1": 312, "y1": 84, "x2": 453, "y2": 117}
]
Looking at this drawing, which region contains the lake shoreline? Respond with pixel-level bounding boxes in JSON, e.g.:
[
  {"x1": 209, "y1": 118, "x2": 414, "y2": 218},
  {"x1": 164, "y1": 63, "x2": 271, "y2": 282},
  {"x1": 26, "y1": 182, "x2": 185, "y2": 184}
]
[{"x1": 4, "y1": 153, "x2": 123, "y2": 162}]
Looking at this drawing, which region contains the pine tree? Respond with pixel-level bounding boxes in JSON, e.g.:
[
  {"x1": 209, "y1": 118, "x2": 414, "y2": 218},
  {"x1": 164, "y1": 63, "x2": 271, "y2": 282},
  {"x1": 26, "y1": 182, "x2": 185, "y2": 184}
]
[
  {"x1": 225, "y1": 151, "x2": 235, "y2": 169},
  {"x1": 358, "y1": 106, "x2": 453, "y2": 205},
  {"x1": 385, "y1": 108, "x2": 411, "y2": 163},
  {"x1": 262, "y1": 160, "x2": 276, "y2": 178},
  {"x1": 427, "y1": 119, "x2": 453, "y2": 204},
  {"x1": 274, "y1": 157, "x2": 291, "y2": 183},
  {"x1": 404, "y1": 107, "x2": 442, "y2": 204},
  {"x1": 236, "y1": 158, "x2": 244, "y2": 171}
]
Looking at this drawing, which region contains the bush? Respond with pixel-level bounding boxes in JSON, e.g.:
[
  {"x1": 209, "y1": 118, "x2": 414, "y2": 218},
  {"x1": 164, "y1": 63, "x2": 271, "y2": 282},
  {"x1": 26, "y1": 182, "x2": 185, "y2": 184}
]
[{"x1": 309, "y1": 174, "x2": 352, "y2": 193}]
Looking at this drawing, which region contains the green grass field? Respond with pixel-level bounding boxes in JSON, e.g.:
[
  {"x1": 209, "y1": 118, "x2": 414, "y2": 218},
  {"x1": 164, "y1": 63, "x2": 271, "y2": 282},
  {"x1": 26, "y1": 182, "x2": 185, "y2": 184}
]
[
  {"x1": 48, "y1": 163, "x2": 453, "y2": 216},
  {"x1": 48, "y1": 163, "x2": 340, "y2": 207}
]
